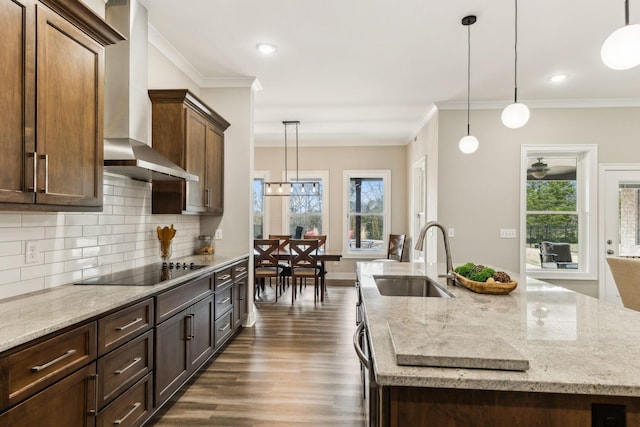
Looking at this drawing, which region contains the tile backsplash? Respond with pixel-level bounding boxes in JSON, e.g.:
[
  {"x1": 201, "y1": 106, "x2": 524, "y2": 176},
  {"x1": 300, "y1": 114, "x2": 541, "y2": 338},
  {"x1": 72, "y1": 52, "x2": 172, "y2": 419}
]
[{"x1": 0, "y1": 174, "x2": 201, "y2": 299}]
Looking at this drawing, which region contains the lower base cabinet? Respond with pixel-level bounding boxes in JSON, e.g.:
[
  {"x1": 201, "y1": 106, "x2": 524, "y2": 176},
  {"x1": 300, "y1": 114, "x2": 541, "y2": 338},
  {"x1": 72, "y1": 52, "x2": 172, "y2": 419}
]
[
  {"x1": 97, "y1": 373, "x2": 152, "y2": 427},
  {"x1": 154, "y1": 294, "x2": 214, "y2": 407},
  {"x1": 0, "y1": 363, "x2": 97, "y2": 427}
]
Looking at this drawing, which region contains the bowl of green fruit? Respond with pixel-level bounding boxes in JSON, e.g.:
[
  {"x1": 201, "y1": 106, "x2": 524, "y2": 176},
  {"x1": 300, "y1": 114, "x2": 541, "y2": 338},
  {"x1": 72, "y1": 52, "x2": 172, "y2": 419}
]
[{"x1": 453, "y1": 262, "x2": 517, "y2": 295}]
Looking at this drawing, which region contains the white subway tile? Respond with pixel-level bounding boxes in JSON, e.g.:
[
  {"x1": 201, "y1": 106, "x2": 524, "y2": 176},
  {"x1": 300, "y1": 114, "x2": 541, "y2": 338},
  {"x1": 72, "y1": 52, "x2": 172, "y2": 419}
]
[
  {"x1": 65, "y1": 214, "x2": 99, "y2": 226},
  {"x1": 0, "y1": 228, "x2": 45, "y2": 242},
  {"x1": 22, "y1": 262, "x2": 64, "y2": 281},
  {"x1": 83, "y1": 225, "x2": 112, "y2": 236},
  {"x1": 82, "y1": 264, "x2": 113, "y2": 279},
  {"x1": 0, "y1": 241, "x2": 22, "y2": 256},
  {"x1": 0, "y1": 214, "x2": 21, "y2": 227},
  {"x1": 99, "y1": 215, "x2": 125, "y2": 225},
  {"x1": 82, "y1": 245, "x2": 111, "y2": 258},
  {"x1": 0, "y1": 277, "x2": 44, "y2": 299},
  {"x1": 97, "y1": 252, "x2": 124, "y2": 265},
  {"x1": 40, "y1": 238, "x2": 66, "y2": 252},
  {"x1": 44, "y1": 248, "x2": 83, "y2": 263},
  {"x1": 46, "y1": 225, "x2": 82, "y2": 239},
  {"x1": 64, "y1": 257, "x2": 98, "y2": 272},
  {"x1": 0, "y1": 268, "x2": 21, "y2": 285},
  {"x1": 0, "y1": 255, "x2": 25, "y2": 271},
  {"x1": 44, "y1": 270, "x2": 83, "y2": 288},
  {"x1": 65, "y1": 236, "x2": 99, "y2": 249},
  {"x1": 21, "y1": 213, "x2": 64, "y2": 227}
]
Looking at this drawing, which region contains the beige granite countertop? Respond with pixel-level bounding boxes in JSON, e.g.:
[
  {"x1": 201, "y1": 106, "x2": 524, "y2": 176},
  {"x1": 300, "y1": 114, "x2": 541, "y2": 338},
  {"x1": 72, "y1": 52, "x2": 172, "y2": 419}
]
[
  {"x1": 0, "y1": 252, "x2": 249, "y2": 354},
  {"x1": 358, "y1": 261, "x2": 640, "y2": 397}
]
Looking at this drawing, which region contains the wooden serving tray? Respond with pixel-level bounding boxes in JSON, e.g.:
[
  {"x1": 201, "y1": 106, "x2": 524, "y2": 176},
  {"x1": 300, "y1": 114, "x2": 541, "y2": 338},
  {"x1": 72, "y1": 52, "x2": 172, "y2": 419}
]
[{"x1": 454, "y1": 273, "x2": 517, "y2": 295}]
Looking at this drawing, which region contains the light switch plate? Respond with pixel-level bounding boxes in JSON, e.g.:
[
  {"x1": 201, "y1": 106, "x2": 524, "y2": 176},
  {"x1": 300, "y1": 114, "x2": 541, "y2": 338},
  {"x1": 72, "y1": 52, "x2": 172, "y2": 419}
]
[{"x1": 499, "y1": 228, "x2": 517, "y2": 239}]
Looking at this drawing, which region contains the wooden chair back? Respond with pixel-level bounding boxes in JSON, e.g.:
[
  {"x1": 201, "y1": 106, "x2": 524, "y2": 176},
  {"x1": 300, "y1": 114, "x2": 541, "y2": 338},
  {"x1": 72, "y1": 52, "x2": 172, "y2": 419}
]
[
  {"x1": 269, "y1": 234, "x2": 291, "y2": 252},
  {"x1": 254, "y1": 239, "x2": 280, "y2": 270},
  {"x1": 289, "y1": 239, "x2": 319, "y2": 271},
  {"x1": 304, "y1": 234, "x2": 327, "y2": 251},
  {"x1": 387, "y1": 234, "x2": 406, "y2": 261}
]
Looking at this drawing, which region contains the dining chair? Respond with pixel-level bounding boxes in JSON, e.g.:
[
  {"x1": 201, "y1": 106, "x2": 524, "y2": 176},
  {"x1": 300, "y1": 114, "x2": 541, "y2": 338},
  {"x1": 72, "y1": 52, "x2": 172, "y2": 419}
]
[
  {"x1": 289, "y1": 239, "x2": 321, "y2": 304},
  {"x1": 269, "y1": 234, "x2": 292, "y2": 286},
  {"x1": 606, "y1": 256, "x2": 640, "y2": 311},
  {"x1": 254, "y1": 239, "x2": 283, "y2": 302},
  {"x1": 304, "y1": 234, "x2": 328, "y2": 296}
]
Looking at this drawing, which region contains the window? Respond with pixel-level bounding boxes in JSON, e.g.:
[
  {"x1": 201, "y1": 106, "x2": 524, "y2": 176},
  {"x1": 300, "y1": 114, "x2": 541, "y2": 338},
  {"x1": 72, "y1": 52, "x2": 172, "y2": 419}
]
[
  {"x1": 283, "y1": 171, "x2": 329, "y2": 237},
  {"x1": 521, "y1": 145, "x2": 597, "y2": 279},
  {"x1": 343, "y1": 170, "x2": 391, "y2": 257},
  {"x1": 253, "y1": 171, "x2": 269, "y2": 239}
]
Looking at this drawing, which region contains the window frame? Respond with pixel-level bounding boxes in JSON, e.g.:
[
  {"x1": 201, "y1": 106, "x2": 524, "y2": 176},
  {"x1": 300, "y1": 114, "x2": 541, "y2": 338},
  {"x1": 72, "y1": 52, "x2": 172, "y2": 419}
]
[
  {"x1": 282, "y1": 170, "x2": 329, "y2": 238},
  {"x1": 253, "y1": 170, "x2": 270, "y2": 239},
  {"x1": 520, "y1": 145, "x2": 597, "y2": 280},
  {"x1": 343, "y1": 169, "x2": 391, "y2": 258}
]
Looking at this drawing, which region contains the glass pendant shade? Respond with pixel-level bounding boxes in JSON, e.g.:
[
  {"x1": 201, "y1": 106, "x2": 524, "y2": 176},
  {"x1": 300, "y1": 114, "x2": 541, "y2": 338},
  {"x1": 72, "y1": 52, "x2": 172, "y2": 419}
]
[
  {"x1": 501, "y1": 102, "x2": 530, "y2": 129},
  {"x1": 601, "y1": 24, "x2": 640, "y2": 70},
  {"x1": 459, "y1": 135, "x2": 479, "y2": 154}
]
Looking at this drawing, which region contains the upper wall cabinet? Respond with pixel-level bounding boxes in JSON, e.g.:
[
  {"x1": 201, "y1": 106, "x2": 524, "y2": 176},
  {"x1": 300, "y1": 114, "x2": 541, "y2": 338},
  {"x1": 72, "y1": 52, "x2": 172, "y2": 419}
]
[
  {"x1": 149, "y1": 89, "x2": 230, "y2": 215},
  {"x1": 0, "y1": 0, "x2": 123, "y2": 211}
]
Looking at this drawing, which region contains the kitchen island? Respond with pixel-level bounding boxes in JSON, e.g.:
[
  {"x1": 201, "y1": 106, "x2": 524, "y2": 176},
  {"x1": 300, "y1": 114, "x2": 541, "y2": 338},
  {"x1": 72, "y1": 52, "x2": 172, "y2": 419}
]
[{"x1": 357, "y1": 261, "x2": 640, "y2": 426}]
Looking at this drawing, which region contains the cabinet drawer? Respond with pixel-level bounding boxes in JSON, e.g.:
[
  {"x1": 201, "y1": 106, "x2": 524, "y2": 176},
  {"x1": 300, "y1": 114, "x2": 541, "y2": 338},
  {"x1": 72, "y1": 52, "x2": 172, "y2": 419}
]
[
  {"x1": 98, "y1": 298, "x2": 153, "y2": 356},
  {"x1": 214, "y1": 267, "x2": 233, "y2": 290},
  {"x1": 97, "y1": 373, "x2": 152, "y2": 427},
  {"x1": 214, "y1": 285, "x2": 233, "y2": 319},
  {"x1": 97, "y1": 329, "x2": 153, "y2": 409},
  {"x1": 0, "y1": 322, "x2": 97, "y2": 409},
  {"x1": 214, "y1": 310, "x2": 234, "y2": 349},
  {"x1": 156, "y1": 275, "x2": 212, "y2": 324},
  {"x1": 232, "y1": 260, "x2": 248, "y2": 279}
]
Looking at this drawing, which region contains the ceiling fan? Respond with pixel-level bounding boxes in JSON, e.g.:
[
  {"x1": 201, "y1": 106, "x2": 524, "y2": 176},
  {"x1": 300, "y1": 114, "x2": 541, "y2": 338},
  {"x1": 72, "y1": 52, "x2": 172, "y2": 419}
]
[{"x1": 528, "y1": 158, "x2": 551, "y2": 179}]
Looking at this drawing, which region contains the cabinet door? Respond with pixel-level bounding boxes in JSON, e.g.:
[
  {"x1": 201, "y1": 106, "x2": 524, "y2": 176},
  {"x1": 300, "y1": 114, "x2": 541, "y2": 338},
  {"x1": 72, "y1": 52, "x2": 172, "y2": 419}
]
[
  {"x1": 185, "y1": 108, "x2": 207, "y2": 213},
  {"x1": 234, "y1": 276, "x2": 247, "y2": 330},
  {"x1": 188, "y1": 295, "x2": 214, "y2": 372},
  {"x1": 34, "y1": 3, "x2": 103, "y2": 208},
  {"x1": 0, "y1": 0, "x2": 36, "y2": 204},
  {"x1": 154, "y1": 307, "x2": 188, "y2": 406},
  {"x1": 0, "y1": 363, "x2": 97, "y2": 427},
  {"x1": 205, "y1": 123, "x2": 224, "y2": 213}
]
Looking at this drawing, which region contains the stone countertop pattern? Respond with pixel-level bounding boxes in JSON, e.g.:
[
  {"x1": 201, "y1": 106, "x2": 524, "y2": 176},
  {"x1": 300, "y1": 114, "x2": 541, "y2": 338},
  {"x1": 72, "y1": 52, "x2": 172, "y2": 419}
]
[
  {"x1": 0, "y1": 252, "x2": 249, "y2": 354},
  {"x1": 358, "y1": 261, "x2": 640, "y2": 397}
]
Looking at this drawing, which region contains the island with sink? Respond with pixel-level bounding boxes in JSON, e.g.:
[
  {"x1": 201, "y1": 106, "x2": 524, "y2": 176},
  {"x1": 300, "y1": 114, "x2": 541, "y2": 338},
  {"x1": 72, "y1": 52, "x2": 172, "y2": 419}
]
[{"x1": 355, "y1": 260, "x2": 640, "y2": 426}]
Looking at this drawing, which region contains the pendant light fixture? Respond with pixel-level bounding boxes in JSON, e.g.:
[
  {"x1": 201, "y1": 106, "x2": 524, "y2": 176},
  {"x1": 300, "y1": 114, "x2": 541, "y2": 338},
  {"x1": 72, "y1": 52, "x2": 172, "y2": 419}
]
[
  {"x1": 501, "y1": 0, "x2": 530, "y2": 129},
  {"x1": 263, "y1": 121, "x2": 319, "y2": 196},
  {"x1": 601, "y1": 0, "x2": 640, "y2": 70},
  {"x1": 459, "y1": 15, "x2": 479, "y2": 154}
]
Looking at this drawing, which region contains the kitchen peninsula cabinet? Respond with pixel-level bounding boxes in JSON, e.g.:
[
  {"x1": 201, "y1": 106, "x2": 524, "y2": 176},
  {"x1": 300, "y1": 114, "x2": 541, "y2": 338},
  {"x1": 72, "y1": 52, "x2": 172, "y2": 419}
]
[
  {"x1": 149, "y1": 89, "x2": 230, "y2": 215},
  {"x1": 232, "y1": 260, "x2": 248, "y2": 330},
  {"x1": 0, "y1": 0, "x2": 123, "y2": 211}
]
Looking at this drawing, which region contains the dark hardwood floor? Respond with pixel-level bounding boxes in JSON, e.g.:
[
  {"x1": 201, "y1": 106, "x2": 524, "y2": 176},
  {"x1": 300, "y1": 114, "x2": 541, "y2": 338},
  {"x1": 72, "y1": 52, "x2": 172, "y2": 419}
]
[{"x1": 149, "y1": 281, "x2": 365, "y2": 426}]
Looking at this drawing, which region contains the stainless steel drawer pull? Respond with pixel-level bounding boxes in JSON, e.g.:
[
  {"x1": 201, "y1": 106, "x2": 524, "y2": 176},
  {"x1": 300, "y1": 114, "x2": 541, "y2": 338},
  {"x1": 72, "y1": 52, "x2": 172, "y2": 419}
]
[
  {"x1": 218, "y1": 274, "x2": 231, "y2": 281},
  {"x1": 114, "y1": 357, "x2": 142, "y2": 375},
  {"x1": 219, "y1": 323, "x2": 230, "y2": 332},
  {"x1": 39, "y1": 154, "x2": 49, "y2": 193},
  {"x1": 113, "y1": 402, "x2": 141, "y2": 425},
  {"x1": 116, "y1": 317, "x2": 143, "y2": 331},
  {"x1": 31, "y1": 349, "x2": 77, "y2": 372},
  {"x1": 218, "y1": 297, "x2": 231, "y2": 304},
  {"x1": 236, "y1": 267, "x2": 247, "y2": 273}
]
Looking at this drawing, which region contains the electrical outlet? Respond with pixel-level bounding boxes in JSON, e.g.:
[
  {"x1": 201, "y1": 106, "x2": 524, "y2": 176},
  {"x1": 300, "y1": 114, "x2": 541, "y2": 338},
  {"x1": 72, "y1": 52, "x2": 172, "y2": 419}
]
[
  {"x1": 499, "y1": 228, "x2": 517, "y2": 239},
  {"x1": 214, "y1": 228, "x2": 223, "y2": 240},
  {"x1": 25, "y1": 240, "x2": 39, "y2": 264},
  {"x1": 447, "y1": 228, "x2": 455, "y2": 238}
]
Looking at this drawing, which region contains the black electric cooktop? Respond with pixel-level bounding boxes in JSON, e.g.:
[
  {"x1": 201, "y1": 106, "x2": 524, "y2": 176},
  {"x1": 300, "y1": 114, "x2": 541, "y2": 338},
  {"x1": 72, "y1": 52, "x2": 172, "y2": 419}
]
[{"x1": 74, "y1": 262, "x2": 206, "y2": 286}]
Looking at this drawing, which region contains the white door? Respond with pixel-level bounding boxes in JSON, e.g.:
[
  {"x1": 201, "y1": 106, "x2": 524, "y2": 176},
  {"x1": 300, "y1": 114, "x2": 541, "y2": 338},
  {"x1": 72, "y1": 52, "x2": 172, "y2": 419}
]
[
  {"x1": 599, "y1": 166, "x2": 640, "y2": 305},
  {"x1": 411, "y1": 157, "x2": 426, "y2": 261}
]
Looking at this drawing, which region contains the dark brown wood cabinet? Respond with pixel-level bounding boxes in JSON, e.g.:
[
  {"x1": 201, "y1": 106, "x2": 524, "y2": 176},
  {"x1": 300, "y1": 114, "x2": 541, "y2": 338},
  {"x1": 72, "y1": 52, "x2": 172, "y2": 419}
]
[
  {"x1": 0, "y1": 0, "x2": 122, "y2": 211},
  {"x1": 154, "y1": 274, "x2": 214, "y2": 407},
  {"x1": 232, "y1": 260, "x2": 248, "y2": 329},
  {"x1": 148, "y1": 89, "x2": 230, "y2": 215}
]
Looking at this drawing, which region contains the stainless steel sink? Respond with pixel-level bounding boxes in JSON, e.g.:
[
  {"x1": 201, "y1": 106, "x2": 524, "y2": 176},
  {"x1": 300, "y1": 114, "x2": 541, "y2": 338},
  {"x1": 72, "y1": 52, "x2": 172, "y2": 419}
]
[{"x1": 374, "y1": 276, "x2": 454, "y2": 298}]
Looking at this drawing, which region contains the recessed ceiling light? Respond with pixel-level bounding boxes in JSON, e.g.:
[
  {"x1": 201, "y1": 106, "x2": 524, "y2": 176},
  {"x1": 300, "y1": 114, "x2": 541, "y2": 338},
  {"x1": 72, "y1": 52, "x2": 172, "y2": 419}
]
[
  {"x1": 257, "y1": 43, "x2": 276, "y2": 55},
  {"x1": 549, "y1": 74, "x2": 567, "y2": 83}
]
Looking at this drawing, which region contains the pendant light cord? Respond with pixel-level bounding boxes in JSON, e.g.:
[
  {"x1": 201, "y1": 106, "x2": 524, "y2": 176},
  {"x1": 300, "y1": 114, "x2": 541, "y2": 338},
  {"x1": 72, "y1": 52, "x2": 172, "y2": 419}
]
[
  {"x1": 466, "y1": 22, "x2": 471, "y2": 136},
  {"x1": 513, "y1": 0, "x2": 519, "y2": 103},
  {"x1": 284, "y1": 122, "x2": 288, "y2": 182}
]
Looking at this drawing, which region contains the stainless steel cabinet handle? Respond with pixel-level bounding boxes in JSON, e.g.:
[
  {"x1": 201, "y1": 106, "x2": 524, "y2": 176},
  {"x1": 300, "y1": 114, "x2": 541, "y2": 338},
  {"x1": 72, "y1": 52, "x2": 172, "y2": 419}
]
[
  {"x1": 190, "y1": 314, "x2": 195, "y2": 339},
  {"x1": 39, "y1": 154, "x2": 49, "y2": 193},
  {"x1": 185, "y1": 314, "x2": 193, "y2": 340},
  {"x1": 205, "y1": 189, "x2": 211, "y2": 207},
  {"x1": 31, "y1": 349, "x2": 77, "y2": 372},
  {"x1": 116, "y1": 317, "x2": 143, "y2": 331},
  {"x1": 88, "y1": 373, "x2": 99, "y2": 415},
  {"x1": 113, "y1": 402, "x2": 141, "y2": 425},
  {"x1": 218, "y1": 297, "x2": 231, "y2": 304},
  {"x1": 353, "y1": 322, "x2": 370, "y2": 370},
  {"x1": 28, "y1": 152, "x2": 37, "y2": 191},
  {"x1": 219, "y1": 274, "x2": 231, "y2": 281},
  {"x1": 114, "y1": 357, "x2": 142, "y2": 375},
  {"x1": 236, "y1": 267, "x2": 247, "y2": 273},
  {"x1": 218, "y1": 323, "x2": 230, "y2": 332}
]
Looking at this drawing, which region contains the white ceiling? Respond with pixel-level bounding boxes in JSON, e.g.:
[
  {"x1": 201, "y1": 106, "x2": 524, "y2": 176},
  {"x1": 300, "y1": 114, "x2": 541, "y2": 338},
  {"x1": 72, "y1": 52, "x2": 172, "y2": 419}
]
[{"x1": 139, "y1": 0, "x2": 640, "y2": 146}]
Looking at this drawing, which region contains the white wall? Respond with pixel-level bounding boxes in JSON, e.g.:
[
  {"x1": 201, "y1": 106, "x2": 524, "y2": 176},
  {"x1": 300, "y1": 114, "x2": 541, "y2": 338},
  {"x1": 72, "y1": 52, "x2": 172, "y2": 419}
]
[{"x1": 437, "y1": 106, "x2": 640, "y2": 296}]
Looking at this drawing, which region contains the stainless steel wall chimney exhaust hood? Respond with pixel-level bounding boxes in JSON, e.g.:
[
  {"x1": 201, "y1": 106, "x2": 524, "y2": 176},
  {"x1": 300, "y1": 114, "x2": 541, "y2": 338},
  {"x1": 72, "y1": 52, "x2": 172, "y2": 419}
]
[{"x1": 103, "y1": 0, "x2": 195, "y2": 182}]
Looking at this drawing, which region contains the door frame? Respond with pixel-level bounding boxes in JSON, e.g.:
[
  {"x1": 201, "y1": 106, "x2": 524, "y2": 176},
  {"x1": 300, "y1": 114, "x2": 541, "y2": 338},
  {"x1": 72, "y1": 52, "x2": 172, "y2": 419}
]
[{"x1": 598, "y1": 164, "x2": 640, "y2": 303}]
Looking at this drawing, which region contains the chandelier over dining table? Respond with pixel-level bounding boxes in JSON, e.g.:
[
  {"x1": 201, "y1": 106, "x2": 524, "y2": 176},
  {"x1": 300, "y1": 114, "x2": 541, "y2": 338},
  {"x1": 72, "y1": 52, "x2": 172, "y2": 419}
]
[{"x1": 263, "y1": 121, "x2": 320, "y2": 196}]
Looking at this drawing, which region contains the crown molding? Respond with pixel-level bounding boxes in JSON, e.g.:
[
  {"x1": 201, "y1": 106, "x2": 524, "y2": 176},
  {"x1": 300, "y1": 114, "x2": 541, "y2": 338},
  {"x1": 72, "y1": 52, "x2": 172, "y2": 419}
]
[
  {"x1": 201, "y1": 77, "x2": 263, "y2": 91},
  {"x1": 147, "y1": 24, "x2": 204, "y2": 87}
]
